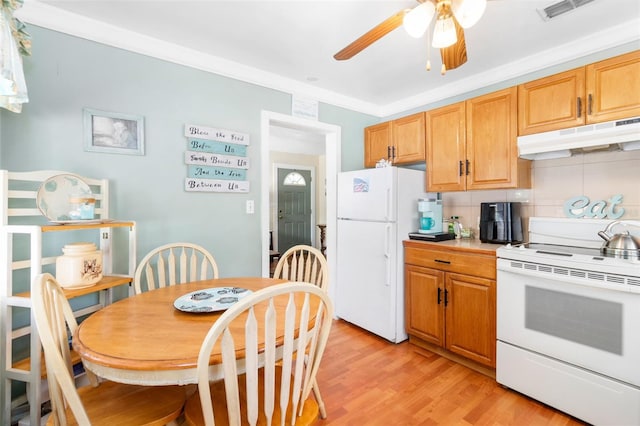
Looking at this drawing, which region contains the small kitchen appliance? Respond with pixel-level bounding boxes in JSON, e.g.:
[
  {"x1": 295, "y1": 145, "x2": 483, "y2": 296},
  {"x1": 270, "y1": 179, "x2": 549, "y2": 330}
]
[
  {"x1": 417, "y1": 197, "x2": 443, "y2": 234},
  {"x1": 479, "y1": 202, "x2": 523, "y2": 243},
  {"x1": 496, "y1": 217, "x2": 640, "y2": 425}
]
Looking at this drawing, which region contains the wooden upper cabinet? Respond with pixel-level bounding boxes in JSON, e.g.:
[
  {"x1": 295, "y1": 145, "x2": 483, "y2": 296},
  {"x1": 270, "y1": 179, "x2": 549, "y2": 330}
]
[
  {"x1": 391, "y1": 112, "x2": 426, "y2": 164},
  {"x1": 467, "y1": 87, "x2": 530, "y2": 190},
  {"x1": 586, "y1": 50, "x2": 640, "y2": 123},
  {"x1": 518, "y1": 50, "x2": 640, "y2": 135},
  {"x1": 518, "y1": 68, "x2": 585, "y2": 135},
  {"x1": 425, "y1": 102, "x2": 466, "y2": 192},
  {"x1": 364, "y1": 113, "x2": 426, "y2": 168},
  {"x1": 364, "y1": 121, "x2": 391, "y2": 168},
  {"x1": 426, "y1": 88, "x2": 530, "y2": 192}
]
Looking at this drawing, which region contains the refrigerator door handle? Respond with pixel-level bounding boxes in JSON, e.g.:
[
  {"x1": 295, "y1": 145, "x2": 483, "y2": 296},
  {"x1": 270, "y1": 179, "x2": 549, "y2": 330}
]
[
  {"x1": 386, "y1": 187, "x2": 391, "y2": 221},
  {"x1": 384, "y1": 224, "x2": 391, "y2": 286}
]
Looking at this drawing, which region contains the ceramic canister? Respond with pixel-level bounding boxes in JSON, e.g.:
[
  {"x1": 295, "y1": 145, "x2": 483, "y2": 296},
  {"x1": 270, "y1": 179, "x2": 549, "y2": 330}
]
[{"x1": 55, "y1": 242, "x2": 103, "y2": 288}]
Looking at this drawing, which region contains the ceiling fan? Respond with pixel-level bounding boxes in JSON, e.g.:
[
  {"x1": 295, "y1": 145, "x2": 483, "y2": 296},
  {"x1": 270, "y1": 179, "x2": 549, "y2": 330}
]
[{"x1": 334, "y1": 0, "x2": 487, "y2": 74}]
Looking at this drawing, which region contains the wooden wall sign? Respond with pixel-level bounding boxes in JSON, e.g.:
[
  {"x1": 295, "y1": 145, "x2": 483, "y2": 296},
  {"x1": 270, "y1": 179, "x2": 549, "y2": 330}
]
[
  {"x1": 185, "y1": 151, "x2": 250, "y2": 169},
  {"x1": 183, "y1": 124, "x2": 250, "y2": 193},
  {"x1": 563, "y1": 194, "x2": 625, "y2": 219}
]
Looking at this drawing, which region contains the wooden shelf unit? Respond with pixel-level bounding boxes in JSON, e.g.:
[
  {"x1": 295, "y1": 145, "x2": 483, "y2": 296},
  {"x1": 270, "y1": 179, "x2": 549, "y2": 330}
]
[{"x1": 0, "y1": 170, "x2": 137, "y2": 426}]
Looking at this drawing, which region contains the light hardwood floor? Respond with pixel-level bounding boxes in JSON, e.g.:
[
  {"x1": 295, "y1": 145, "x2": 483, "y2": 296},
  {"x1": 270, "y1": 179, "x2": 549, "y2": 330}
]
[{"x1": 315, "y1": 320, "x2": 587, "y2": 426}]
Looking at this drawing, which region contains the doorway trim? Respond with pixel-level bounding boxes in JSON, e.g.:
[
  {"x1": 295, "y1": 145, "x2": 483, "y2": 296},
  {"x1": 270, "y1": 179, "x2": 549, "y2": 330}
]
[
  {"x1": 273, "y1": 163, "x2": 316, "y2": 251},
  {"x1": 261, "y1": 111, "x2": 341, "y2": 304}
]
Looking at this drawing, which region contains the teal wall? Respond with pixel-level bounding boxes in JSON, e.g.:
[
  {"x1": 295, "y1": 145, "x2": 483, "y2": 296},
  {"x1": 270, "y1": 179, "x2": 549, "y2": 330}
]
[{"x1": 0, "y1": 26, "x2": 377, "y2": 276}]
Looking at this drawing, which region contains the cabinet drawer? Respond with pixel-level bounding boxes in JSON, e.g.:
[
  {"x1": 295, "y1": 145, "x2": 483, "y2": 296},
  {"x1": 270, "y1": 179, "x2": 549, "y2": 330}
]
[{"x1": 405, "y1": 247, "x2": 496, "y2": 280}]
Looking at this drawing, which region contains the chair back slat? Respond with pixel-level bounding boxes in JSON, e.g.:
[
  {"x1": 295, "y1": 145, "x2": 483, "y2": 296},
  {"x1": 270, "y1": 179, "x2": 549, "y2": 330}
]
[
  {"x1": 188, "y1": 282, "x2": 333, "y2": 426},
  {"x1": 134, "y1": 242, "x2": 219, "y2": 294},
  {"x1": 264, "y1": 299, "x2": 277, "y2": 424},
  {"x1": 158, "y1": 251, "x2": 168, "y2": 288},
  {"x1": 169, "y1": 247, "x2": 178, "y2": 285},
  {"x1": 273, "y1": 245, "x2": 328, "y2": 291}
]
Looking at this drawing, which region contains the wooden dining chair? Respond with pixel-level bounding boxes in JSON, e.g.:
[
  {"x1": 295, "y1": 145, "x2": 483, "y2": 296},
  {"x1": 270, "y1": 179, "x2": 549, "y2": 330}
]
[
  {"x1": 272, "y1": 244, "x2": 329, "y2": 418},
  {"x1": 182, "y1": 282, "x2": 334, "y2": 426},
  {"x1": 273, "y1": 245, "x2": 328, "y2": 291},
  {"x1": 31, "y1": 273, "x2": 186, "y2": 426},
  {"x1": 134, "y1": 242, "x2": 219, "y2": 294}
]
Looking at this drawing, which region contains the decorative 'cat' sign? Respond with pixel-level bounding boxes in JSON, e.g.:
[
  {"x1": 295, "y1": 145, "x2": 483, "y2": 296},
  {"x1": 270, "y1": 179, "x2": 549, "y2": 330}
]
[{"x1": 564, "y1": 194, "x2": 624, "y2": 219}]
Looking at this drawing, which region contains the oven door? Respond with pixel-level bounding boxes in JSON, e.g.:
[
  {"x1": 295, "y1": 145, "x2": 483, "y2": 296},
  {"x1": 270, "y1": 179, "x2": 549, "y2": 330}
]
[{"x1": 497, "y1": 258, "x2": 640, "y2": 387}]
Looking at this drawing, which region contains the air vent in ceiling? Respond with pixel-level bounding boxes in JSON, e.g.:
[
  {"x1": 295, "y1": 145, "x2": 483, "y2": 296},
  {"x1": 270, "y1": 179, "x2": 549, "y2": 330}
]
[{"x1": 538, "y1": 0, "x2": 596, "y2": 21}]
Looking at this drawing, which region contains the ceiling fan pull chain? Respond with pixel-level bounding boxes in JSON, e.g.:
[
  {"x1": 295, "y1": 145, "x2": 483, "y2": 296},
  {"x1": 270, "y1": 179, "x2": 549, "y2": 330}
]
[{"x1": 426, "y1": 20, "x2": 432, "y2": 71}]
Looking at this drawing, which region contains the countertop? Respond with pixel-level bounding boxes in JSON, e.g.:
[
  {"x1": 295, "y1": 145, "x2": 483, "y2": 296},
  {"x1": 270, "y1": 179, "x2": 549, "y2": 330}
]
[{"x1": 403, "y1": 237, "x2": 505, "y2": 256}]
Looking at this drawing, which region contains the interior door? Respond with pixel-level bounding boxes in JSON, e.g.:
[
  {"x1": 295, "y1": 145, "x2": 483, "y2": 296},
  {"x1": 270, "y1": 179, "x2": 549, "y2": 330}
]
[{"x1": 277, "y1": 168, "x2": 312, "y2": 253}]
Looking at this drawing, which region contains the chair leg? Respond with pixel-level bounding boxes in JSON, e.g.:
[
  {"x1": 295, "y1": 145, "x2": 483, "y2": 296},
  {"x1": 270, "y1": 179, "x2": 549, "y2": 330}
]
[{"x1": 312, "y1": 378, "x2": 327, "y2": 419}]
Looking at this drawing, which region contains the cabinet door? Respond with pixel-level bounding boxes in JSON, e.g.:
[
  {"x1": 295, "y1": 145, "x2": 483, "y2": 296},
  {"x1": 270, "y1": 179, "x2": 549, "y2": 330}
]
[
  {"x1": 425, "y1": 102, "x2": 466, "y2": 192},
  {"x1": 466, "y1": 87, "x2": 529, "y2": 190},
  {"x1": 391, "y1": 112, "x2": 425, "y2": 164},
  {"x1": 405, "y1": 265, "x2": 445, "y2": 346},
  {"x1": 364, "y1": 121, "x2": 391, "y2": 168},
  {"x1": 445, "y1": 272, "x2": 496, "y2": 368},
  {"x1": 518, "y1": 67, "x2": 585, "y2": 135},
  {"x1": 586, "y1": 50, "x2": 640, "y2": 123}
]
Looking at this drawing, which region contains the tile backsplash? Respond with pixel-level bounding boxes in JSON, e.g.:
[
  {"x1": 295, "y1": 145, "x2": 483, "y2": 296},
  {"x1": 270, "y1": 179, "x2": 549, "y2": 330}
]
[{"x1": 441, "y1": 149, "x2": 640, "y2": 238}]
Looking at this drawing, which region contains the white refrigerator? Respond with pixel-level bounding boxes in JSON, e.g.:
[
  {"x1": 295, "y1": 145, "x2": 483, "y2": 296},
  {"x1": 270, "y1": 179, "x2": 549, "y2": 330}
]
[{"x1": 336, "y1": 167, "x2": 427, "y2": 343}]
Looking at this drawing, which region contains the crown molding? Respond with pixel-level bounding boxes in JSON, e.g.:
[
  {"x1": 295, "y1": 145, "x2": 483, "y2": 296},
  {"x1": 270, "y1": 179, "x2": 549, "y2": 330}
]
[
  {"x1": 16, "y1": 1, "x2": 640, "y2": 119},
  {"x1": 16, "y1": 1, "x2": 383, "y2": 117}
]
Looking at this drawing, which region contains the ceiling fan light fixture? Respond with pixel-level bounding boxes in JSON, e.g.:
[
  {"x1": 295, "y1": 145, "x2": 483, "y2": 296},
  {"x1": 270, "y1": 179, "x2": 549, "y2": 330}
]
[
  {"x1": 432, "y1": 15, "x2": 457, "y2": 48},
  {"x1": 451, "y1": 0, "x2": 487, "y2": 28},
  {"x1": 403, "y1": 2, "x2": 436, "y2": 38}
]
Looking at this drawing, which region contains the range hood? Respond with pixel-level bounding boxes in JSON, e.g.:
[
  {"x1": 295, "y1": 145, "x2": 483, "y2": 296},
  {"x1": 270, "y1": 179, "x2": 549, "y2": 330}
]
[{"x1": 517, "y1": 117, "x2": 640, "y2": 160}]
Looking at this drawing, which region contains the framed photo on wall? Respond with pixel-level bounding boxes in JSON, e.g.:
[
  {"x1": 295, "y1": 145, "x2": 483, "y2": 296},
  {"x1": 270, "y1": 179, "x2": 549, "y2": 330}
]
[{"x1": 83, "y1": 108, "x2": 145, "y2": 155}]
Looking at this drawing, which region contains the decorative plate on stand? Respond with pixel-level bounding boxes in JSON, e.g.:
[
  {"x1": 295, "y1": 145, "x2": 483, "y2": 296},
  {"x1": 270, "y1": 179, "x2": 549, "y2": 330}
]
[{"x1": 36, "y1": 174, "x2": 93, "y2": 222}]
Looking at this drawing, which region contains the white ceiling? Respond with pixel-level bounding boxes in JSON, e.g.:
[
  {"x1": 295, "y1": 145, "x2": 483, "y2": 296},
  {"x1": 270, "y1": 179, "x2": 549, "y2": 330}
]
[{"x1": 17, "y1": 0, "x2": 640, "y2": 117}]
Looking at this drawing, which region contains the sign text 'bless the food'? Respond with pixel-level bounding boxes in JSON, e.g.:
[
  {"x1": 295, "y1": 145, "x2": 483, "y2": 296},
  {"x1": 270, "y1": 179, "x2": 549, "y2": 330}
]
[{"x1": 184, "y1": 124, "x2": 250, "y2": 193}]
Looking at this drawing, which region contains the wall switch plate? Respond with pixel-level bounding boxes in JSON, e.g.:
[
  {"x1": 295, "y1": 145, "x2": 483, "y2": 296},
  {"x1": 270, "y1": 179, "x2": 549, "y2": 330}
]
[{"x1": 246, "y1": 200, "x2": 255, "y2": 214}]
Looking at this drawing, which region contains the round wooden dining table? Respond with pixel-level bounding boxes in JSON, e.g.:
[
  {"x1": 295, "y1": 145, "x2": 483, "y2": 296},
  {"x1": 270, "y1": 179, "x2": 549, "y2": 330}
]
[{"x1": 73, "y1": 277, "x2": 287, "y2": 386}]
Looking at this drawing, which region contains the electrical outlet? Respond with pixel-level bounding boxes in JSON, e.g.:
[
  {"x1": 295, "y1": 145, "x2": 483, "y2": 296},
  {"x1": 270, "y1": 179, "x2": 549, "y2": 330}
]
[{"x1": 246, "y1": 200, "x2": 254, "y2": 214}]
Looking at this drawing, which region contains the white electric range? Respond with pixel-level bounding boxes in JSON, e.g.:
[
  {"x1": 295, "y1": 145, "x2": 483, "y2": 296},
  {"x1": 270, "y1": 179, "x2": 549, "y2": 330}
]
[{"x1": 496, "y1": 217, "x2": 640, "y2": 426}]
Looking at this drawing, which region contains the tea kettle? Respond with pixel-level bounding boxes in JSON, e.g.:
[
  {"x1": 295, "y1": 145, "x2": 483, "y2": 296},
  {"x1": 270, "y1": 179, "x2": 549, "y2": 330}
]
[{"x1": 597, "y1": 220, "x2": 640, "y2": 259}]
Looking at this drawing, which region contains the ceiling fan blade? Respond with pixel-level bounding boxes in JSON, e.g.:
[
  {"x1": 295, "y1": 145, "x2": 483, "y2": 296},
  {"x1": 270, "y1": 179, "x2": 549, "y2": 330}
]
[
  {"x1": 440, "y1": 18, "x2": 467, "y2": 71},
  {"x1": 334, "y1": 9, "x2": 407, "y2": 61}
]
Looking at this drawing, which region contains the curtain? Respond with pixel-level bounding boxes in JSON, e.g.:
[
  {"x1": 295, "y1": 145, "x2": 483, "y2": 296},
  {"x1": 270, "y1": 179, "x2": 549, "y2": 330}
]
[{"x1": 0, "y1": 0, "x2": 31, "y2": 113}]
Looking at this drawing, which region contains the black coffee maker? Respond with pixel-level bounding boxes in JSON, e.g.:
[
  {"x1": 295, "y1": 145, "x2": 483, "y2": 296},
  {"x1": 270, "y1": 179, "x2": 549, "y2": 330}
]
[{"x1": 479, "y1": 202, "x2": 523, "y2": 244}]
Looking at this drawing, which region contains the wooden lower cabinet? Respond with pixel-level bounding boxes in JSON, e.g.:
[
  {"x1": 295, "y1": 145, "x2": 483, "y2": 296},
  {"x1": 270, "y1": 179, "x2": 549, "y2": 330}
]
[
  {"x1": 406, "y1": 265, "x2": 445, "y2": 346},
  {"x1": 404, "y1": 241, "x2": 496, "y2": 371},
  {"x1": 445, "y1": 272, "x2": 496, "y2": 367}
]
